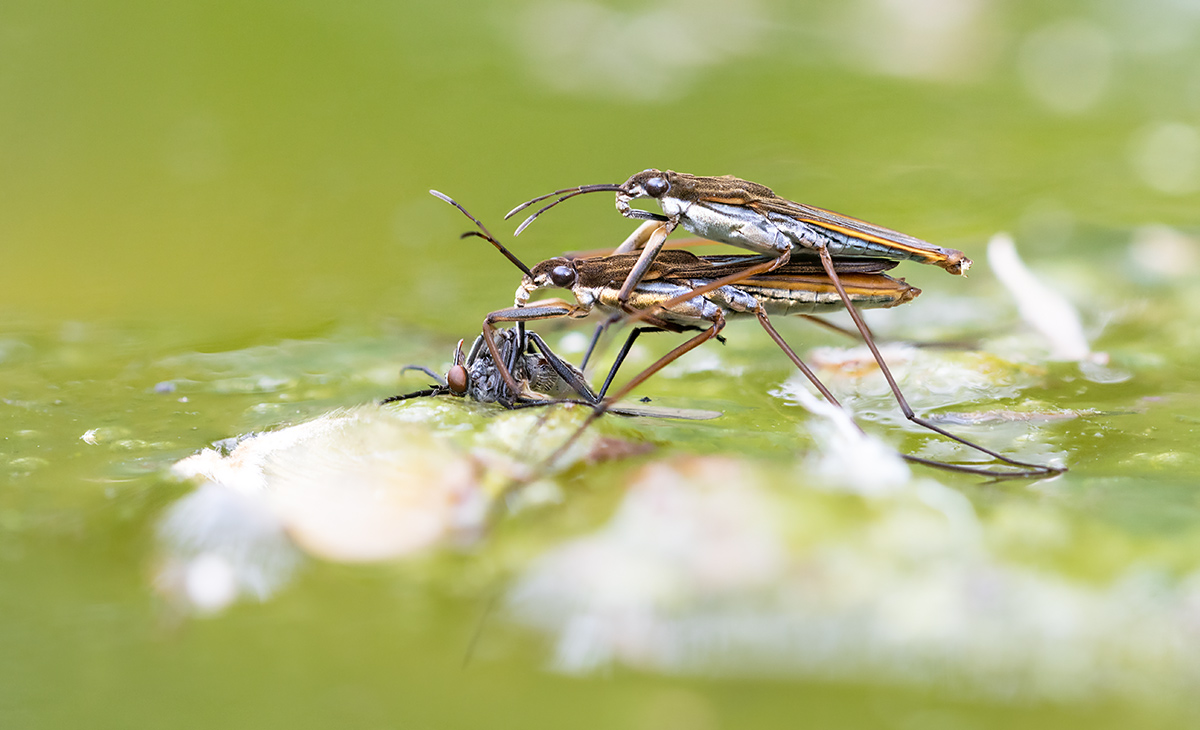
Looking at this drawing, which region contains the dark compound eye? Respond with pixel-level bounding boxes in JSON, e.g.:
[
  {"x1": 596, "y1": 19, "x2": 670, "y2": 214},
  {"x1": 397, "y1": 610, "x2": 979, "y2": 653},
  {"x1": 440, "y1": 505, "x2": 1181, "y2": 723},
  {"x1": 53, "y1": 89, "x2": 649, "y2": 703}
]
[
  {"x1": 549, "y1": 265, "x2": 576, "y2": 288},
  {"x1": 447, "y1": 364, "x2": 469, "y2": 394},
  {"x1": 644, "y1": 176, "x2": 669, "y2": 197}
]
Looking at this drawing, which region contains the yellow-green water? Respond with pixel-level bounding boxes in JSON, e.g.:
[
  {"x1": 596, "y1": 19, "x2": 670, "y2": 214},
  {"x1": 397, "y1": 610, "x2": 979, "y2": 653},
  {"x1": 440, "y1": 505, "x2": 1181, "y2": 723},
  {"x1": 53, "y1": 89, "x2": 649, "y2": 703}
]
[{"x1": 6, "y1": 1, "x2": 1200, "y2": 727}]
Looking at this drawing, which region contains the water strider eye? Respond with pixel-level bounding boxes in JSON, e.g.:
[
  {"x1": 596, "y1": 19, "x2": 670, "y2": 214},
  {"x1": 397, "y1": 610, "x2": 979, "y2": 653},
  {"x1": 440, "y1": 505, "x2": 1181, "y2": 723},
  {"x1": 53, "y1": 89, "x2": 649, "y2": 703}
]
[
  {"x1": 549, "y1": 265, "x2": 576, "y2": 288},
  {"x1": 644, "y1": 176, "x2": 669, "y2": 197},
  {"x1": 447, "y1": 365, "x2": 469, "y2": 394}
]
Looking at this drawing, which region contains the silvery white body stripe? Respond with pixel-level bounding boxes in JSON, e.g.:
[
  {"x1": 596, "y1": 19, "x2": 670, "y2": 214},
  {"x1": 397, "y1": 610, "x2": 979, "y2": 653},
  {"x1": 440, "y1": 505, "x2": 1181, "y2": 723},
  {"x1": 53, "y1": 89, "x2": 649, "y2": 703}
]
[
  {"x1": 662, "y1": 198, "x2": 792, "y2": 255},
  {"x1": 688, "y1": 278, "x2": 898, "y2": 317},
  {"x1": 593, "y1": 277, "x2": 897, "y2": 326},
  {"x1": 663, "y1": 196, "x2": 936, "y2": 263},
  {"x1": 595, "y1": 281, "x2": 726, "y2": 327},
  {"x1": 761, "y1": 210, "x2": 931, "y2": 261}
]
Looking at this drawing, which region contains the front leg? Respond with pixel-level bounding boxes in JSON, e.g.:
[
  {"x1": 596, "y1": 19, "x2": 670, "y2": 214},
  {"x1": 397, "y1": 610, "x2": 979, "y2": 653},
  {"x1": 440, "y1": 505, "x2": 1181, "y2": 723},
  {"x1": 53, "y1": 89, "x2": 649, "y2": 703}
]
[
  {"x1": 583, "y1": 217, "x2": 679, "y2": 368},
  {"x1": 622, "y1": 209, "x2": 670, "y2": 223},
  {"x1": 814, "y1": 246, "x2": 1062, "y2": 477},
  {"x1": 613, "y1": 220, "x2": 665, "y2": 254},
  {"x1": 616, "y1": 216, "x2": 678, "y2": 302}
]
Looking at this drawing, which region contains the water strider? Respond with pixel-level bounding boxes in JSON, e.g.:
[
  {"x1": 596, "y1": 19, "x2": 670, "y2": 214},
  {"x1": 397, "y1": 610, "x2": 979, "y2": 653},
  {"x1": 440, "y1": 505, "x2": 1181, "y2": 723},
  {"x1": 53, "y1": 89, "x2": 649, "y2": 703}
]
[
  {"x1": 507, "y1": 168, "x2": 968, "y2": 305},
  {"x1": 428, "y1": 191, "x2": 1057, "y2": 477}
]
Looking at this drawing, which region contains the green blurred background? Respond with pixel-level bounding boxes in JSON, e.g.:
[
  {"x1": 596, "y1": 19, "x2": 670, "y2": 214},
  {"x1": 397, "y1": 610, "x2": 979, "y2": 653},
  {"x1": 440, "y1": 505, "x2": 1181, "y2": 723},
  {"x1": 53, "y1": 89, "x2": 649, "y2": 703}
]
[
  {"x1": 7, "y1": 0, "x2": 1198, "y2": 336},
  {"x1": 6, "y1": 0, "x2": 1200, "y2": 727}
]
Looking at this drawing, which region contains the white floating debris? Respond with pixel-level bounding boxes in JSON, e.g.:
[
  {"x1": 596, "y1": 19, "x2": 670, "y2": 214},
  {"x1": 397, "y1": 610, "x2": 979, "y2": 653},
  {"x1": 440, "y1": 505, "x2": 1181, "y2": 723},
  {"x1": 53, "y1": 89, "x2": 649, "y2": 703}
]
[
  {"x1": 988, "y1": 232, "x2": 1094, "y2": 362},
  {"x1": 171, "y1": 408, "x2": 490, "y2": 563},
  {"x1": 167, "y1": 404, "x2": 602, "y2": 574}
]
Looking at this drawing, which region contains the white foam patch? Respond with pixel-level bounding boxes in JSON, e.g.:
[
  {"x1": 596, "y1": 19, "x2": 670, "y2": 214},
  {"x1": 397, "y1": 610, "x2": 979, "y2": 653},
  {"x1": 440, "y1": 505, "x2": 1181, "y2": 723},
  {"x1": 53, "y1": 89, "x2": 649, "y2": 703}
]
[
  {"x1": 155, "y1": 482, "x2": 301, "y2": 615},
  {"x1": 779, "y1": 343, "x2": 1035, "y2": 420},
  {"x1": 507, "y1": 458, "x2": 1200, "y2": 702},
  {"x1": 171, "y1": 408, "x2": 499, "y2": 563},
  {"x1": 164, "y1": 402, "x2": 604, "y2": 600}
]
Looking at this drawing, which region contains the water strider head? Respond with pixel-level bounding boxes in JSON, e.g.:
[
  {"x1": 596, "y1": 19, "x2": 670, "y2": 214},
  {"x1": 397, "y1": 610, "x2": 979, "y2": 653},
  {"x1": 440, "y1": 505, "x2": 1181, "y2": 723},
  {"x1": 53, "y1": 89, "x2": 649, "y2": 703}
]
[
  {"x1": 514, "y1": 257, "x2": 588, "y2": 307},
  {"x1": 506, "y1": 168, "x2": 780, "y2": 232},
  {"x1": 613, "y1": 169, "x2": 775, "y2": 216},
  {"x1": 382, "y1": 339, "x2": 468, "y2": 404},
  {"x1": 503, "y1": 168, "x2": 696, "y2": 233},
  {"x1": 514, "y1": 251, "x2": 668, "y2": 309},
  {"x1": 612, "y1": 169, "x2": 672, "y2": 220}
]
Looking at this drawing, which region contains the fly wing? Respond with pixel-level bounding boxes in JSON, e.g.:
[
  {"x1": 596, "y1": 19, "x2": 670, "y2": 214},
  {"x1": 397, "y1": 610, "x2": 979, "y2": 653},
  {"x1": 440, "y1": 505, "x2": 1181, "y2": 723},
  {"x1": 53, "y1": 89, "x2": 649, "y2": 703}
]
[{"x1": 606, "y1": 403, "x2": 724, "y2": 420}]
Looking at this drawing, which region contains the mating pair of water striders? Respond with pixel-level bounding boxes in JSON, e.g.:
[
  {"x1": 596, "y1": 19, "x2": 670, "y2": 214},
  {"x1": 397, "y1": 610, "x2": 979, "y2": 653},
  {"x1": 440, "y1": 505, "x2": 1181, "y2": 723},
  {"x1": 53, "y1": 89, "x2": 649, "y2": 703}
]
[{"x1": 386, "y1": 169, "x2": 1065, "y2": 479}]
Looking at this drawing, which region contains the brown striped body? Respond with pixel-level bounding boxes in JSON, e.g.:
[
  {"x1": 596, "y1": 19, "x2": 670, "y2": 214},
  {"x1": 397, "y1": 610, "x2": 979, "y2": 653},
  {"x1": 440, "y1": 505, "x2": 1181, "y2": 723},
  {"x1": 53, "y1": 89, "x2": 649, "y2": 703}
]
[
  {"x1": 614, "y1": 169, "x2": 970, "y2": 275},
  {"x1": 516, "y1": 248, "x2": 918, "y2": 329}
]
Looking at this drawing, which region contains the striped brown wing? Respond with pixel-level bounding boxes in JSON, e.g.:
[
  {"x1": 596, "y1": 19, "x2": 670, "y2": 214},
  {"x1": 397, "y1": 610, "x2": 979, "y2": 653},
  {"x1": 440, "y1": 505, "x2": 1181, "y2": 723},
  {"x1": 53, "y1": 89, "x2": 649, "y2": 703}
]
[{"x1": 575, "y1": 249, "x2": 897, "y2": 288}]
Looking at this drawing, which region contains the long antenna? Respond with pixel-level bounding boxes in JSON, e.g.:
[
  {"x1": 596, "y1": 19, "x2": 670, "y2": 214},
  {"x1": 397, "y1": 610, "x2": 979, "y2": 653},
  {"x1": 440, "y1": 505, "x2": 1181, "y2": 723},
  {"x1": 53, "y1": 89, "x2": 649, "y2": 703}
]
[
  {"x1": 504, "y1": 183, "x2": 622, "y2": 235},
  {"x1": 429, "y1": 190, "x2": 534, "y2": 277}
]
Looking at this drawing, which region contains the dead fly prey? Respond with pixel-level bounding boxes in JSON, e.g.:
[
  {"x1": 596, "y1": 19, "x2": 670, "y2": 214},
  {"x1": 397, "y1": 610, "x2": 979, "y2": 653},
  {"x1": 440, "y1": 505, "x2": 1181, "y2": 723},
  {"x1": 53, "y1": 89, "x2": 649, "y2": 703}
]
[
  {"x1": 424, "y1": 192, "x2": 1051, "y2": 478},
  {"x1": 381, "y1": 285, "x2": 720, "y2": 420},
  {"x1": 506, "y1": 170, "x2": 1064, "y2": 477},
  {"x1": 381, "y1": 328, "x2": 594, "y2": 407}
]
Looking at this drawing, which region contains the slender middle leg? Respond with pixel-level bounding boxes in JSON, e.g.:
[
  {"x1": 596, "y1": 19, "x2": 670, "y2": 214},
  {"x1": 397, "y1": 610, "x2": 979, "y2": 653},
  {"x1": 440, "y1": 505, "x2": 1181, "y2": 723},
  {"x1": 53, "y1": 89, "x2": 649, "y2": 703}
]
[{"x1": 815, "y1": 246, "x2": 1063, "y2": 477}]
